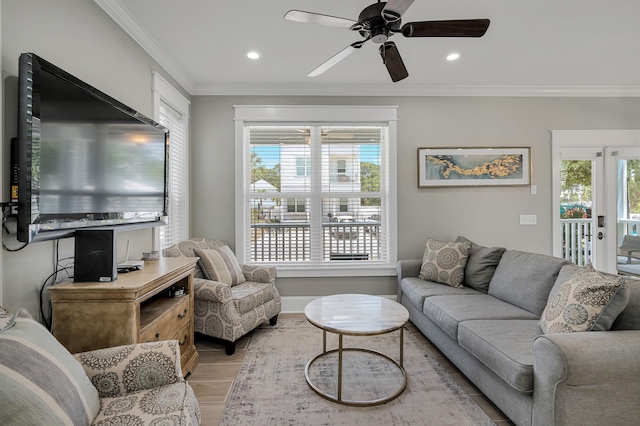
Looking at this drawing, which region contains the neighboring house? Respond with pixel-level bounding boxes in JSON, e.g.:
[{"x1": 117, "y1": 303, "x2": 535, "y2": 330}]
[{"x1": 276, "y1": 143, "x2": 364, "y2": 221}]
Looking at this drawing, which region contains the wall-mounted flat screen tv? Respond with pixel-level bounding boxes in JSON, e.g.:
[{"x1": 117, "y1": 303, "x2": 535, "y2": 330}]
[{"x1": 17, "y1": 53, "x2": 169, "y2": 243}]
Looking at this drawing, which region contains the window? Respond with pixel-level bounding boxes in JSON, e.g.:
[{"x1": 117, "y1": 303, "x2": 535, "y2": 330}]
[
  {"x1": 235, "y1": 106, "x2": 397, "y2": 276},
  {"x1": 296, "y1": 157, "x2": 311, "y2": 177},
  {"x1": 153, "y1": 73, "x2": 190, "y2": 249}
]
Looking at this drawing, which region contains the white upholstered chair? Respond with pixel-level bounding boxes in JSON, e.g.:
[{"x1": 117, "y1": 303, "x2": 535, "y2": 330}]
[{"x1": 163, "y1": 238, "x2": 281, "y2": 355}]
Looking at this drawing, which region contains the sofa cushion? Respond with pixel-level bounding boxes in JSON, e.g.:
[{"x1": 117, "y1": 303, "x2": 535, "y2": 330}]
[
  {"x1": 423, "y1": 294, "x2": 539, "y2": 340},
  {"x1": 195, "y1": 246, "x2": 246, "y2": 287},
  {"x1": 401, "y1": 277, "x2": 481, "y2": 311},
  {"x1": 0, "y1": 309, "x2": 100, "y2": 426},
  {"x1": 231, "y1": 281, "x2": 277, "y2": 315},
  {"x1": 612, "y1": 275, "x2": 640, "y2": 330},
  {"x1": 419, "y1": 238, "x2": 471, "y2": 288},
  {"x1": 456, "y1": 236, "x2": 506, "y2": 293},
  {"x1": 458, "y1": 320, "x2": 542, "y2": 393},
  {"x1": 539, "y1": 264, "x2": 628, "y2": 334},
  {"x1": 488, "y1": 250, "x2": 569, "y2": 316}
]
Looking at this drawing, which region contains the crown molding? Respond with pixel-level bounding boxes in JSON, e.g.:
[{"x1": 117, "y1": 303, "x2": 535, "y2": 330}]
[
  {"x1": 193, "y1": 83, "x2": 640, "y2": 97},
  {"x1": 93, "y1": 0, "x2": 195, "y2": 94}
]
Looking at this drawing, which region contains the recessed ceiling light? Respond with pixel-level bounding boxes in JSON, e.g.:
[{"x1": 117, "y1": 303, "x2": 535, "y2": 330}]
[
  {"x1": 246, "y1": 50, "x2": 262, "y2": 60},
  {"x1": 446, "y1": 53, "x2": 461, "y2": 61}
]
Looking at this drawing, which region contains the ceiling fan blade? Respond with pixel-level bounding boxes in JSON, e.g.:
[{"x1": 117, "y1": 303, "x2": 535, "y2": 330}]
[
  {"x1": 379, "y1": 42, "x2": 409, "y2": 83},
  {"x1": 382, "y1": 0, "x2": 415, "y2": 22},
  {"x1": 308, "y1": 42, "x2": 364, "y2": 78},
  {"x1": 284, "y1": 10, "x2": 358, "y2": 29},
  {"x1": 401, "y1": 19, "x2": 490, "y2": 37}
]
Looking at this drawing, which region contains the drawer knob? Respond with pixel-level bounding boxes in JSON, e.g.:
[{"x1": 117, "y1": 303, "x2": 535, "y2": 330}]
[
  {"x1": 177, "y1": 309, "x2": 188, "y2": 319},
  {"x1": 179, "y1": 335, "x2": 188, "y2": 346},
  {"x1": 154, "y1": 332, "x2": 160, "y2": 341}
]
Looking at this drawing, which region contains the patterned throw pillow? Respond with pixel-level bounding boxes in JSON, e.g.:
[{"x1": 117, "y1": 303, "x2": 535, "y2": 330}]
[
  {"x1": 418, "y1": 238, "x2": 472, "y2": 288},
  {"x1": 0, "y1": 309, "x2": 100, "y2": 425},
  {"x1": 0, "y1": 306, "x2": 12, "y2": 329},
  {"x1": 539, "y1": 264, "x2": 628, "y2": 334},
  {"x1": 194, "y1": 246, "x2": 246, "y2": 287}
]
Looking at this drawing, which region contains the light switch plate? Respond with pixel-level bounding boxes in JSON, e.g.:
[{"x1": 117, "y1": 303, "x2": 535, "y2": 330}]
[{"x1": 520, "y1": 214, "x2": 537, "y2": 225}]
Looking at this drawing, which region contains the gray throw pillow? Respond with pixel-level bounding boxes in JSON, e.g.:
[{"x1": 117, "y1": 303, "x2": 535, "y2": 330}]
[
  {"x1": 418, "y1": 238, "x2": 471, "y2": 288},
  {"x1": 455, "y1": 236, "x2": 506, "y2": 293}
]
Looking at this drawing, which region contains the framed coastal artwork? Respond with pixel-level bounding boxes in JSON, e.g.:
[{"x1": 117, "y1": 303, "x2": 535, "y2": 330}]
[{"x1": 418, "y1": 147, "x2": 531, "y2": 188}]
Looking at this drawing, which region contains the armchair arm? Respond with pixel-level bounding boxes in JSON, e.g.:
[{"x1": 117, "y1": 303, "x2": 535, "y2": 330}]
[
  {"x1": 241, "y1": 264, "x2": 277, "y2": 284},
  {"x1": 532, "y1": 330, "x2": 640, "y2": 426},
  {"x1": 396, "y1": 259, "x2": 422, "y2": 302},
  {"x1": 193, "y1": 277, "x2": 233, "y2": 304},
  {"x1": 74, "y1": 340, "x2": 183, "y2": 398}
]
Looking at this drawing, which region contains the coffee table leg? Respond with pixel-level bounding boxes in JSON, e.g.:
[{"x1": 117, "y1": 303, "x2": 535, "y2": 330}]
[
  {"x1": 400, "y1": 327, "x2": 404, "y2": 368},
  {"x1": 338, "y1": 334, "x2": 343, "y2": 402}
]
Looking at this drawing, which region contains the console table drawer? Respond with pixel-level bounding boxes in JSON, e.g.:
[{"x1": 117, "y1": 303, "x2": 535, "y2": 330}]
[
  {"x1": 172, "y1": 323, "x2": 192, "y2": 352},
  {"x1": 140, "y1": 296, "x2": 190, "y2": 343}
]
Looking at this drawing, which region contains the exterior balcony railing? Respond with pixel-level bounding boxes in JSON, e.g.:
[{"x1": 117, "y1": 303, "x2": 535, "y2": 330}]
[
  {"x1": 560, "y1": 218, "x2": 593, "y2": 266},
  {"x1": 249, "y1": 222, "x2": 381, "y2": 262}
]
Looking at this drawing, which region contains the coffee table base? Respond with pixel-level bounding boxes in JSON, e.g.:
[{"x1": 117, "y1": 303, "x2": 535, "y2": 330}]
[{"x1": 305, "y1": 342, "x2": 407, "y2": 406}]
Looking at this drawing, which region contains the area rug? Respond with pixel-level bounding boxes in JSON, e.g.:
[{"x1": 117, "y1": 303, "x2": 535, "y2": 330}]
[{"x1": 219, "y1": 319, "x2": 496, "y2": 426}]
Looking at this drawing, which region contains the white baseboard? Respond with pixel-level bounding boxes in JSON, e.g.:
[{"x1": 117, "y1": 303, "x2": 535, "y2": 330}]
[{"x1": 280, "y1": 294, "x2": 397, "y2": 313}]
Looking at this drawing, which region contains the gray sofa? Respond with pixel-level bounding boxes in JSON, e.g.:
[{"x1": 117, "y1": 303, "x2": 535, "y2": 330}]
[{"x1": 397, "y1": 241, "x2": 640, "y2": 426}]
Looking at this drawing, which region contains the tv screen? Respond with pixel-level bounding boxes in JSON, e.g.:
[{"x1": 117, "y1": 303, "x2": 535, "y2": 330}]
[{"x1": 18, "y1": 53, "x2": 168, "y2": 242}]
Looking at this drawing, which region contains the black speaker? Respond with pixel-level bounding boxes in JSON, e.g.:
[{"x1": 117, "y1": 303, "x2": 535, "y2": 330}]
[{"x1": 74, "y1": 229, "x2": 117, "y2": 282}]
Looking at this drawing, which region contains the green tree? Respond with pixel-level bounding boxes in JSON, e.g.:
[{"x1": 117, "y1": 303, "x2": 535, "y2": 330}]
[
  {"x1": 560, "y1": 160, "x2": 592, "y2": 203},
  {"x1": 360, "y1": 161, "x2": 380, "y2": 206},
  {"x1": 250, "y1": 152, "x2": 281, "y2": 191},
  {"x1": 627, "y1": 159, "x2": 640, "y2": 214}
]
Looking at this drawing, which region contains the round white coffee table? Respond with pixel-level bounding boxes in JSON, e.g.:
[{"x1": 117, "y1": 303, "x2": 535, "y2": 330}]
[{"x1": 304, "y1": 294, "x2": 409, "y2": 406}]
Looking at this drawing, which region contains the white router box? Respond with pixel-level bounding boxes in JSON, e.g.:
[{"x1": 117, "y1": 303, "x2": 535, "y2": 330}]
[{"x1": 117, "y1": 241, "x2": 144, "y2": 271}]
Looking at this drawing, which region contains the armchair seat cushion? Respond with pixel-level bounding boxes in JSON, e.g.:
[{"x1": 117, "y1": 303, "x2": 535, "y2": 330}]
[
  {"x1": 232, "y1": 281, "x2": 278, "y2": 316},
  {"x1": 91, "y1": 382, "x2": 199, "y2": 425}
]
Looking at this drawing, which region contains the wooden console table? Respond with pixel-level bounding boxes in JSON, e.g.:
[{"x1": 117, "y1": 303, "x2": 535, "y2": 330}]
[{"x1": 49, "y1": 256, "x2": 199, "y2": 376}]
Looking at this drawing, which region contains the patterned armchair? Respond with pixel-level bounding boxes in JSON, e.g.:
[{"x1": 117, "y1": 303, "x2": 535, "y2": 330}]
[
  {"x1": 163, "y1": 238, "x2": 281, "y2": 355},
  {"x1": 0, "y1": 308, "x2": 200, "y2": 426}
]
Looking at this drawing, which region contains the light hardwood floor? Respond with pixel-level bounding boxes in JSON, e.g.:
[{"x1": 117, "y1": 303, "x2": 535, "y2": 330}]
[{"x1": 187, "y1": 313, "x2": 515, "y2": 426}]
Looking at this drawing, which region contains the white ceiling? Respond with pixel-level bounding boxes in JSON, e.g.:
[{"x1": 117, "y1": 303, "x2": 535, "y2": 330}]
[{"x1": 95, "y1": 0, "x2": 640, "y2": 97}]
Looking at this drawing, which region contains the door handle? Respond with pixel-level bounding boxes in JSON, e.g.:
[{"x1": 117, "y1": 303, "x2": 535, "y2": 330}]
[
  {"x1": 597, "y1": 232, "x2": 604, "y2": 240},
  {"x1": 598, "y1": 215, "x2": 605, "y2": 227}
]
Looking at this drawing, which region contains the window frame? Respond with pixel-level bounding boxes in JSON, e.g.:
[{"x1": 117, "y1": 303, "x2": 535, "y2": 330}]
[
  {"x1": 234, "y1": 105, "x2": 398, "y2": 277},
  {"x1": 152, "y1": 72, "x2": 190, "y2": 250}
]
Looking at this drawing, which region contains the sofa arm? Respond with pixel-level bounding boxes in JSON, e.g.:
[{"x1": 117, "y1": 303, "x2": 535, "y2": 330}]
[
  {"x1": 193, "y1": 277, "x2": 233, "y2": 304},
  {"x1": 396, "y1": 259, "x2": 422, "y2": 302},
  {"x1": 74, "y1": 340, "x2": 183, "y2": 398},
  {"x1": 532, "y1": 330, "x2": 640, "y2": 426},
  {"x1": 241, "y1": 264, "x2": 277, "y2": 284}
]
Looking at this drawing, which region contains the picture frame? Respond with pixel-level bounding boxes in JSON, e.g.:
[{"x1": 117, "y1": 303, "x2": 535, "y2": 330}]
[{"x1": 418, "y1": 147, "x2": 531, "y2": 188}]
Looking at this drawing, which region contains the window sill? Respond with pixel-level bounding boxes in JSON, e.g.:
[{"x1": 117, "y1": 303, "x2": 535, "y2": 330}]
[{"x1": 262, "y1": 263, "x2": 398, "y2": 278}]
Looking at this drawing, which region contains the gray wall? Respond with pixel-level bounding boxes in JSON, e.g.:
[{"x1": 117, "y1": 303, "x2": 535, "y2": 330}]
[
  {"x1": 191, "y1": 96, "x2": 640, "y2": 298},
  {"x1": 1, "y1": 1, "x2": 639, "y2": 314},
  {"x1": 1, "y1": 0, "x2": 190, "y2": 316}
]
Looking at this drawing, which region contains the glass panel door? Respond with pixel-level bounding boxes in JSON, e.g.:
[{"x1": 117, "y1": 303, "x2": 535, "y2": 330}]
[
  {"x1": 612, "y1": 150, "x2": 640, "y2": 277},
  {"x1": 560, "y1": 159, "x2": 594, "y2": 266}
]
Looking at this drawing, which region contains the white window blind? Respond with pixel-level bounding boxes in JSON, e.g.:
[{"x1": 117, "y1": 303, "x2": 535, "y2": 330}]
[
  {"x1": 153, "y1": 73, "x2": 189, "y2": 250},
  {"x1": 235, "y1": 106, "x2": 397, "y2": 276}
]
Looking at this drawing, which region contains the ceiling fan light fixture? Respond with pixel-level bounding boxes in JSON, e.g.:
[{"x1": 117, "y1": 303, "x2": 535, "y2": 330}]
[
  {"x1": 446, "y1": 52, "x2": 461, "y2": 61},
  {"x1": 246, "y1": 50, "x2": 262, "y2": 60}
]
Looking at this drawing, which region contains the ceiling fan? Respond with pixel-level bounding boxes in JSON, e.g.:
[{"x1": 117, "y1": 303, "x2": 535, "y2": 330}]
[{"x1": 284, "y1": 0, "x2": 490, "y2": 83}]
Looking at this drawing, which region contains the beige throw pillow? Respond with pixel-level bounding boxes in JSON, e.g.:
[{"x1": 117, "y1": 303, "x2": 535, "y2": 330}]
[
  {"x1": 539, "y1": 264, "x2": 627, "y2": 334},
  {"x1": 194, "y1": 246, "x2": 246, "y2": 287},
  {"x1": 418, "y1": 238, "x2": 471, "y2": 288}
]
